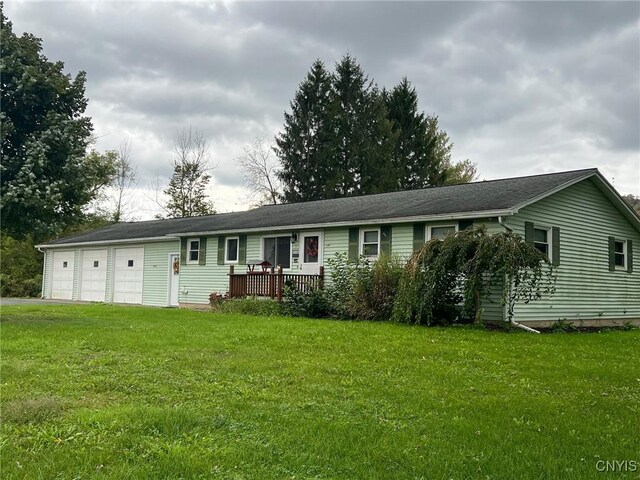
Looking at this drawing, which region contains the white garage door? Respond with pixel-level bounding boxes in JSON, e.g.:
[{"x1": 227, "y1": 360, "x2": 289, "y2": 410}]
[
  {"x1": 113, "y1": 247, "x2": 144, "y2": 304},
  {"x1": 51, "y1": 250, "x2": 75, "y2": 299},
  {"x1": 80, "y1": 249, "x2": 107, "y2": 302}
]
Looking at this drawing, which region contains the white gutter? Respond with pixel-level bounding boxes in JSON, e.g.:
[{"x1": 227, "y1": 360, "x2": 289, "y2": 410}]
[
  {"x1": 35, "y1": 209, "x2": 515, "y2": 248},
  {"x1": 169, "y1": 209, "x2": 514, "y2": 238},
  {"x1": 36, "y1": 236, "x2": 177, "y2": 249}
]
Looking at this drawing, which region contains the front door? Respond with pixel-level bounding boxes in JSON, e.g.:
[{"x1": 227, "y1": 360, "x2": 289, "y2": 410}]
[
  {"x1": 168, "y1": 253, "x2": 180, "y2": 306},
  {"x1": 299, "y1": 232, "x2": 322, "y2": 274}
]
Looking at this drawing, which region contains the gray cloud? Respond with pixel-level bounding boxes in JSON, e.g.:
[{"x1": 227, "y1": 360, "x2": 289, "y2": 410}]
[{"x1": 5, "y1": 1, "x2": 639, "y2": 216}]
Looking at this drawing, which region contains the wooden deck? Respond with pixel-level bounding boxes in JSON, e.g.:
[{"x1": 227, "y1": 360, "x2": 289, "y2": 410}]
[{"x1": 228, "y1": 266, "x2": 324, "y2": 301}]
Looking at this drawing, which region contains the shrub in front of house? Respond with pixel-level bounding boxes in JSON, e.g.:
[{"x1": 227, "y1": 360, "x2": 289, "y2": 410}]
[
  {"x1": 273, "y1": 253, "x2": 402, "y2": 320},
  {"x1": 215, "y1": 228, "x2": 556, "y2": 325},
  {"x1": 393, "y1": 227, "x2": 556, "y2": 326},
  {"x1": 281, "y1": 283, "x2": 331, "y2": 318}
]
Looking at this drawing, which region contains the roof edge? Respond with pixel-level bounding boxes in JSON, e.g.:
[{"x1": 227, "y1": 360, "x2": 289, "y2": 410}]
[
  {"x1": 589, "y1": 172, "x2": 640, "y2": 233},
  {"x1": 167, "y1": 209, "x2": 515, "y2": 238},
  {"x1": 512, "y1": 169, "x2": 640, "y2": 233},
  {"x1": 36, "y1": 236, "x2": 177, "y2": 249},
  {"x1": 511, "y1": 169, "x2": 598, "y2": 213}
]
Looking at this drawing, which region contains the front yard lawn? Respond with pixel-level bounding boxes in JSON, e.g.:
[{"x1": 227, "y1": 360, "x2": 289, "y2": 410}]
[{"x1": 1, "y1": 304, "x2": 638, "y2": 479}]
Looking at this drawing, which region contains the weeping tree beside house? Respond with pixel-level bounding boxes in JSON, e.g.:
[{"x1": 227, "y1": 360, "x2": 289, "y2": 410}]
[{"x1": 393, "y1": 227, "x2": 557, "y2": 326}]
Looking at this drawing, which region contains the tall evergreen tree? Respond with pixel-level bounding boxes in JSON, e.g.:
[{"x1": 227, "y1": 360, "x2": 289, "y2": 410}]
[
  {"x1": 329, "y1": 55, "x2": 395, "y2": 197},
  {"x1": 384, "y1": 78, "x2": 452, "y2": 189},
  {"x1": 275, "y1": 55, "x2": 475, "y2": 202},
  {"x1": 275, "y1": 60, "x2": 334, "y2": 203}
]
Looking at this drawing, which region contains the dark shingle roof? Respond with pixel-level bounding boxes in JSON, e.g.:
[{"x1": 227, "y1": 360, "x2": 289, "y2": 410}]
[{"x1": 46, "y1": 169, "x2": 597, "y2": 245}]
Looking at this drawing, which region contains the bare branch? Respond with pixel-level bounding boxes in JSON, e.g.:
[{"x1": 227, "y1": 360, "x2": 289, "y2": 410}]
[
  {"x1": 112, "y1": 137, "x2": 138, "y2": 222},
  {"x1": 162, "y1": 127, "x2": 215, "y2": 218},
  {"x1": 238, "y1": 137, "x2": 282, "y2": 206}
]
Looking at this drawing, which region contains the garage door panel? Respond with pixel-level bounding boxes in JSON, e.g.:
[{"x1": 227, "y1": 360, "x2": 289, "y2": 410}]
[
  {"x1": 51, "y1": 251, "x2": 75, "y2": 300},
  {"x1": 113, "y1": 247, "x2": 144, "y2": 304},
  {"x1": 80, "y1": 250, "x2": 107, "y2": 302}
]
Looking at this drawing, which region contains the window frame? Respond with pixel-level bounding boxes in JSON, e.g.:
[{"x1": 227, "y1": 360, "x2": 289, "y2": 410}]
[
  {"x1": 614, "y1": 239, "x2": 627, "y2": 270},
  {"x1": 532, "y1": 226, "x2": 552, "y2": 259},
  {"x1": 359, "y1": 227, "x2": 381, "y2": 259},
  {"x1": 225, "y1": 236, "x2": 240, "y2": 264},
  {"x1": 261, "y1": 235, "x2": 292, "y2": 270},
  {"x1": 187, "y1": 238, "x2": 200, "y2": 264},
  {"x1": 426, "y1": 223, "x2": 458, "y2": 241}
]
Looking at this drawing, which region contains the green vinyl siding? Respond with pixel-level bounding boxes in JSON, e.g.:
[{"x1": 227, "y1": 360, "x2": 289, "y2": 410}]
[
  {"x1": 320, "y1": 221, "x2": 504, "y2": 322},
  {"x1": 179, "y1": 236, "x2": 228, "y2": 305},
  {"x1": 142, "y1": 241, "x2": 180, "y2": 307},
  {"x1": 391, "y1": 224, "x2": 413, "y2": 259},
  {"x1": 509, "y1": 178, "x2": 640, "y2": 323},
  {"x1": 323, "y1": 227, "x2": 350, "y2": 283}
]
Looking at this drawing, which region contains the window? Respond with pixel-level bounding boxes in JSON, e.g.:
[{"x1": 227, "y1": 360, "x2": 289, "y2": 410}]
[
  {"x1": 93, "y1": 261, "x2": 99, "y2": 268},
  {"x1": 360, "y1": 229, "x2": 380, "y2": 258},
  {"x1": 62, "y1": 261, "x2": 68, "y2": 268},
  {"x1": 225, "y1": 237, "x2": 239, "y2": 263},
  {"x1": 533, "y1": 228, "x2": 550, "y2": 257},
  {"x1": 188, "y1": 239, "x2": 200, "y2": 263},
  {"x1": 263, "y1": 236, "x2": 291, "y2": 269},
  {"x1": 428, "y1": 224, "x2": 457, "y2": 240},
  {"x1": 128, "y1": 260, "x2": 134, "y2": 267},
  {"x1": 614, "y1": 240, "x2": 626, "y2": 268}
]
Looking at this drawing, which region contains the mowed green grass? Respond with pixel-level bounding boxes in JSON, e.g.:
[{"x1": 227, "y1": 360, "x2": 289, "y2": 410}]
[{"x1": 1, "y1": 305, "x2": 639, "y2": 479}]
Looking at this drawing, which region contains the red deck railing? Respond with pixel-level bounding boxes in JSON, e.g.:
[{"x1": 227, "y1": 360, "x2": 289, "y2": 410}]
[{"x1": 228, "y1": 265, "x2": 324, "y2": 301}]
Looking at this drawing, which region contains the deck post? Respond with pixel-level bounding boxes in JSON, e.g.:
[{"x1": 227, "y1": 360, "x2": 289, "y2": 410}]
[
  {"x1": 277, "y1": 265, "x2": 284, "y2": 302},
  {"x1": 319, "y1": 266, "x2": 325, "y2": 290},
  {"x1": 228, "y1": 265, "x2": 235, "y2": 298},
  {"x1": 269, "y1": 266, "x2": 275, "y2": 299}
]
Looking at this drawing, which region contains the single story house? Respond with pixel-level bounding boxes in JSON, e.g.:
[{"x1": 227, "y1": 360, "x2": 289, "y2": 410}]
[{"x1": 37, "y1": 168, "x2": 640, "y2": 327}]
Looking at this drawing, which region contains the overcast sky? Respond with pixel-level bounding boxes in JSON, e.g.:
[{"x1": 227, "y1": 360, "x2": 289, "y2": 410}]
[{"x1": 6, "y1": 1, "x2": 640, "y2": 219}]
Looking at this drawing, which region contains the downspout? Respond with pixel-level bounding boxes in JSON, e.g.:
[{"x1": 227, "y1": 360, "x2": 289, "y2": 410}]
[
  {"x1": 498, "y1": 215, "x2": 513, "y2": 232},
  {"x1": 498, "y1": 216, "x2": 541, "y2": 334}
]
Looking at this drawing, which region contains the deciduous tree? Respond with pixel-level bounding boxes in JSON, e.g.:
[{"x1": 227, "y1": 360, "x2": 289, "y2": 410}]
[
  {"x1": 238, "y1": 137, "x2": 281, "y2": 206},
  {"x1": 162, "y1": 128, "x2": 215, "y2": 218},
  {"x1": 0, "y1": 7, "x2": 111, "y2": 239},
  {"x1": 111, "y1": 138, "x2": 138, "y2": 222}
]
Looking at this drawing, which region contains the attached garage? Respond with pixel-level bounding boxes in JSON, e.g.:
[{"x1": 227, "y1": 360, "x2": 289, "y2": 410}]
[
  {"x1": 51, "y1": 250, "x2": 75, "y2": 299},
  {"x1": 79, "y1": 249, "x2": 107, "y2": 302},
  {"x1": 113, "y1": 247, "x2": 144, "y2": 304}
]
